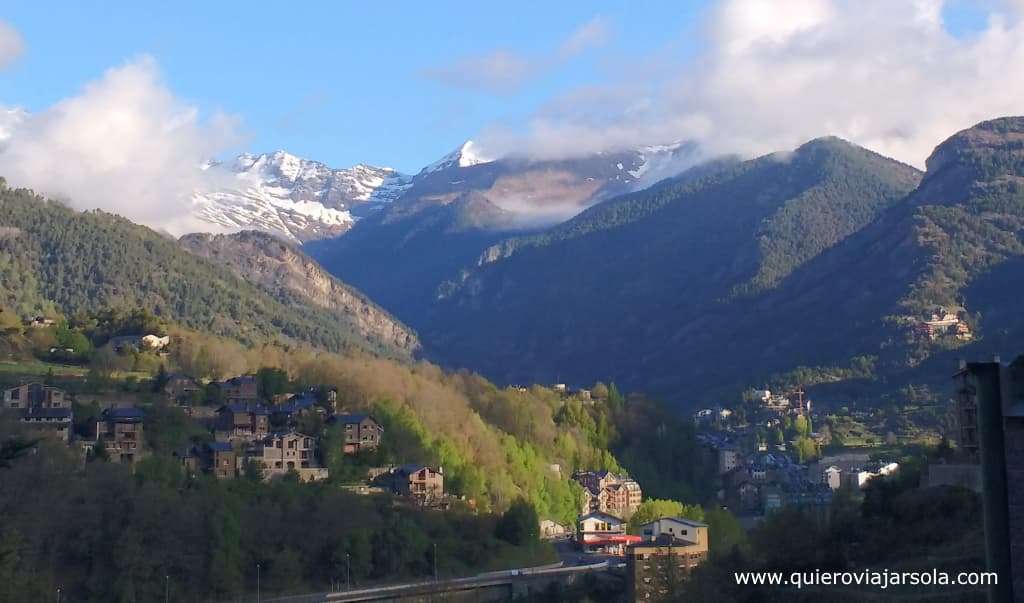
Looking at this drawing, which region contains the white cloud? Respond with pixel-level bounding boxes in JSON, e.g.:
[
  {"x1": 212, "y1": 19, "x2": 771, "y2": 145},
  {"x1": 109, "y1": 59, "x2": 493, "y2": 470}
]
[
  {"x1": 424, "y1": 16, "x2": 612, "y2": 95},
  {"x1": 478, "y1": 0, "x2": 1024, "y2": 167},
  {"x1": 557, "y1": 16, "x2": 612, "y2": 59},
  {"x1": 0, "y1": 20, "x2": 24, "y2": 70},
  {"x1": 0, "y1": 56, "x2": 242, "y2": 234},
  {"x1": 423, "y1": 50, "x2": 535, "y2": 95}
]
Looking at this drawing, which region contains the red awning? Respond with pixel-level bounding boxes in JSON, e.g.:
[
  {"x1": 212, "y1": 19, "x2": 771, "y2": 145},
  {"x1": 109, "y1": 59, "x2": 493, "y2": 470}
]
[{"x1": 582, "y1": 535, "x2": 642, "y2": 546}]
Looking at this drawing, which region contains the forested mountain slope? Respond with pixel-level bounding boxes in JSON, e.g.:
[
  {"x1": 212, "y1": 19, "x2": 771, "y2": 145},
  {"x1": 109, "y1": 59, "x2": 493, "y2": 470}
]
[
  {"x1": 423, "y1": 137, "x2": 923, "y2": 399},
  {"x1": 0, "y1": 182, "x2": 416, "y2": 359}
]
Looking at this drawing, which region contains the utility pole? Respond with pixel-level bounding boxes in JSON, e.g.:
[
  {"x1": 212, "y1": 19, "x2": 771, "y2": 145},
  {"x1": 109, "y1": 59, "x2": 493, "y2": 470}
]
[{"x1": 256, "y1": 562, "x2": 261, "y2": 603}]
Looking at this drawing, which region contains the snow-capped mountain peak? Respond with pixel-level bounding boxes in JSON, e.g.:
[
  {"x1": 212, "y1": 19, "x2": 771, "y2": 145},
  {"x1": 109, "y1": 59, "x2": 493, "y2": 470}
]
[
  {"x1": 190, "y1": 151, "x2": 412, "y2": 243},
  {"x1": 420, "y1": 140, "x2": 495, "y2": 174}
]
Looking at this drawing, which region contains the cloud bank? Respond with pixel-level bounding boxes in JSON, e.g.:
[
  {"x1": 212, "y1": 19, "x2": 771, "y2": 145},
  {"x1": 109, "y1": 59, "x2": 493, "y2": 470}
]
[
  {"x1": 478, "y1": 0, "x2": 1024, "y2": 167},
  {"x1": 0, "y1": 56, "x2": 241, "y2": 234}
]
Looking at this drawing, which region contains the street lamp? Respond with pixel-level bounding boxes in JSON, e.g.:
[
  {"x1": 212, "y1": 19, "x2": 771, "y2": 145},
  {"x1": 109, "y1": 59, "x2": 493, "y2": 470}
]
[
  {"x1": 433, "y1": 543, "x2": 438, "y2": 582},
  {"x1": 256, "y1": 562, "x2": 261, "y2": 603},
  {"x1": 346, "y1": 553, "x2": 351, "y2": 591},
  {"x1": 164, "y1": 574, "x2": 169, "y2": 603},
  {"x1": 55, "y1": 588, "x2": 61, "y2": 603}
]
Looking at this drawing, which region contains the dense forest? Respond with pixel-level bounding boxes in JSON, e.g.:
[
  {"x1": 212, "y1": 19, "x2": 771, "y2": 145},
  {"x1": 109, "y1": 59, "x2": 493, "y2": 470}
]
[
  {"x1": 0, "y1": 181, "x2": 414, "y2": 359},
  {"x1": 0, "y1": 423, "x2": 554, "y2": 602}
]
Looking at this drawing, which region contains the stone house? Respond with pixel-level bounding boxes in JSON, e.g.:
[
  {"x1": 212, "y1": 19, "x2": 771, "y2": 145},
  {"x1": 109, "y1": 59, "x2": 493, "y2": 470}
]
[
  {"x1": 574, "y1": 470, "x2": 643, "y2": 519},
  {"x1": 177, "y1": 441, "x2": 237, "y2": 479},
  {"x1": 393, "y1": 464, "x2": 444, "y2": 500},
  {"x1": 249, "y1": 431, "x2": 328, "y2": 482},
  {"x1": 3, "y1": 382, "x2": 68, "y2": 410},
  {"x1": 217, "y1": 375, "x2": 260, "y2": 404},
  {"x1": 215, "y1": 403, "x2": 270, "y2": 443},
  {"x1": 330, "y1": 413, "x2": 384, "y2": 454},
  {"x1": 163, "y1": 374, "x2": 201, "y2": 401},
  {"x1": 95, "y1": 407, "x2": 145, "y2": 464}
]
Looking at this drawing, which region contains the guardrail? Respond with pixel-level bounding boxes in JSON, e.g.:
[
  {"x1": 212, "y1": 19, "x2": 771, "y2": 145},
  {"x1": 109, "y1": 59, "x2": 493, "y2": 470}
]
[{"x1": 264, "y1": 560, "x2": 612, "y2": 603}]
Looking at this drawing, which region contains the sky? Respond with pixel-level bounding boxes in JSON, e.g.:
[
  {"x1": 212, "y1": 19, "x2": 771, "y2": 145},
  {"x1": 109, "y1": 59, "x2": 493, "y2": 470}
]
[
  {"x1": 0, "y1": 0, "x2": 1023, "y2": 231},
  {"x1": 0, "y1": 2, "x2": 708, "y2": 172}
]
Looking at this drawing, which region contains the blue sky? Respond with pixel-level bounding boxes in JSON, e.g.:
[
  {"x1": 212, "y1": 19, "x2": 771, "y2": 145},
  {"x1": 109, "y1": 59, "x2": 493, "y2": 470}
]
[
  {"x1": 0, "y1": 0, "x2": 1008, "y2": 187},
  {"x1": 0, "y1": 2, "x2": 711, "y2": 172}
]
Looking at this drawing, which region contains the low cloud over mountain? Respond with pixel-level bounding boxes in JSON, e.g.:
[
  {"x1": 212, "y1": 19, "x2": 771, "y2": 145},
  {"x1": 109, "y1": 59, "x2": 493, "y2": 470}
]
[{"x1": 476, "y1": 0, "x2": 1024, "y2": 168}]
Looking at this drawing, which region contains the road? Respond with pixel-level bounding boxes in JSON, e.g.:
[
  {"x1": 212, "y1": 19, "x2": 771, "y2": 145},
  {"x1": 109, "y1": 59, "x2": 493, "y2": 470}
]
[
  {"x1": 551, "y1": 534, "x2": 616, "y2": 567},
  {"x1": 262, "y1": 550, "x2": 614, "y2": 603}
]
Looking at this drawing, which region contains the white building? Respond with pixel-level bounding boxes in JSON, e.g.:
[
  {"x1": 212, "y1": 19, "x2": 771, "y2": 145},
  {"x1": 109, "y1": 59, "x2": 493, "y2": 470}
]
[{"x1": 637, "y1": 517, "x2": 709, "y2": 546}]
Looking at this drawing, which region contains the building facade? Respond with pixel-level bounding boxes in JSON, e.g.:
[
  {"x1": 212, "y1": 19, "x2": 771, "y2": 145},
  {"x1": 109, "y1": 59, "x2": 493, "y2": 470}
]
[
  {"x1": 394, "y1": 464, "x2": 444, "y2": 501},
  {"x1": 250, "y1": 431, "x2": 328, "y2": 482},
  {"x1": 627, "y1": 518, "x2": 709, "y2": 603},
  {"x1": 95, "y1": 407, "x2": 145, "y2": 464},
  {"x1": 332, "y1": 413, "x2": 384, "y2": 454},
  {"x1": 215, "y1": 403, "x2": 270, "y2": 443}
]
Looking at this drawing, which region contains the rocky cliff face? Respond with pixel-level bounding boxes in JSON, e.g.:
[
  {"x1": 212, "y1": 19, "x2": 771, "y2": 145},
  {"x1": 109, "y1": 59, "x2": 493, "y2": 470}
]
[{"x1": 179, "y1": 231, "x2": 419, "y2": 356}]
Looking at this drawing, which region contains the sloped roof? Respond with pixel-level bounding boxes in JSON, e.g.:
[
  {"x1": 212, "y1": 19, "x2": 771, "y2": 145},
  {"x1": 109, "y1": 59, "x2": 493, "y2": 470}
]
[{"x1": 103, "y1": 407, "x2": 145, "y2": 421}]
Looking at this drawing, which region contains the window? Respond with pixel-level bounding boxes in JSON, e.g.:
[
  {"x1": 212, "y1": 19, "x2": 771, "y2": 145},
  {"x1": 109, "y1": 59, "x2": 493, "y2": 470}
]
[{"x1": 10, "y1": 389, "x2": 19, "y2": 400}]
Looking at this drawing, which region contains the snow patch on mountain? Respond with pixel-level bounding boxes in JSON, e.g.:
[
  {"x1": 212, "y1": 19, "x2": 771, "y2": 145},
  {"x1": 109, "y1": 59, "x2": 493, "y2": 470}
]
[
  {"x1": 190, "y1": 150, "x2": 411, "y2": 242},
  {"x1": 421, "y1": 140, "x2": 494, "y2": 174}
]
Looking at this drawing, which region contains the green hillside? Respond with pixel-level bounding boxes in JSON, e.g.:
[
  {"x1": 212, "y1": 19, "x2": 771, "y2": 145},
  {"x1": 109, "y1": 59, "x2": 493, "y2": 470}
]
[{"x1": 0, "y1": 182, "x2": 413, "y2": 359}]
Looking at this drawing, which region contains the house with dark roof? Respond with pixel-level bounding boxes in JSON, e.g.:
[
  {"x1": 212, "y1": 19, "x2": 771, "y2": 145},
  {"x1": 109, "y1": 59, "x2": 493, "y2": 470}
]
[
  {"x1": 4, "y1": 382, "x2": 74, "y2": 442},
  {"x1": 217, "y1": 375, "x2": 259, "y2": 404},
  {"x1": 95, "y1": 407, "x2": 145, "y2": 464},
  {"x1": 21, "y1": 407, "x2": 74, "y2": 442},
  {"x1": 215, "y1": 403, "x2": 270, "y2": 443},
  {"x1": 329, "y1": 413, "x2": 383, "y2": 454},
  {"x1": 393, "y1": 464, "x2": 443, "y2": 500},
  {"x1": 272, "y1": 392, "x2": 322, "y2": 422},
  {"x1": 3, "y1": 382, "x2": 68, "y2": 410},
  {"x1": 176, "y1": 441, "x2": 237, "y2": 479},
  {"x1": 246, "y1": 431, "x2": 328, "y2": 482},
  {"x1": 163, "y1": 374, "x2": 201, "y2": 401}
]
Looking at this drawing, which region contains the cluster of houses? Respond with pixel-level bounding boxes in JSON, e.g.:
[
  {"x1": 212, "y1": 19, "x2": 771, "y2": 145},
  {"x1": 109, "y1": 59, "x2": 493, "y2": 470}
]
[
  {"x1": 3, "y1": 382, "x2": 74, "y2": 442},
  {"x1": 1, "y1": 377, "x2": 446, "y2": 504},
  {"x1": 574, "y1": 510, "x2": 710, "y2": 601},
  {"x1": 572, "y1": 470, "x2": 643, "y2": 554},
  {"x1": 913, "y1": 308, "x2": 972, "y2": 341},
  {"x1": 698, "y1": 432, "x2": 899, "y2": 518}
]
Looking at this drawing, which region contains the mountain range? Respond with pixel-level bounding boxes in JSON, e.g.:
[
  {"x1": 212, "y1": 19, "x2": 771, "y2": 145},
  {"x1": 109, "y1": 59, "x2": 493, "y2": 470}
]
[
  {"x1": 193, "y1": 141, "x2": 695, "y2": 243},
  {"x1": 307, "y1": 117, "x2": 1024, "y2": 406},
  {"x1": 3, "y1": 117, "x2": 1024, "y2": 409}
]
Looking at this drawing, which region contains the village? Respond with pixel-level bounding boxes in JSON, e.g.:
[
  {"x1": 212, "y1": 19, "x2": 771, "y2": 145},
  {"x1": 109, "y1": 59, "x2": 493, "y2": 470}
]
[
  {"x1": 0, "y1": 320, "x2": 954, "y2": 603},
  {"x1": 0, "y1": 317, "x2": 1008, "y2": 602},
  {"x1": 689, "y1": 386, "x2": 904, "y2": 524},
  {"x1": 3, "y1": 365, "x2": 723, "y2": 600}
]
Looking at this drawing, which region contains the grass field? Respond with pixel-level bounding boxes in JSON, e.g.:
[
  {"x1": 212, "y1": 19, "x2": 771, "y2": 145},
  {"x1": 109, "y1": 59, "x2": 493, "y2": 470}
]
[
  {"x1": 0, "y1": 359, "x2": 89, "y2": 377},
  {"x1": 0, "y1": 359, "x2": 151, "y2": 382}
]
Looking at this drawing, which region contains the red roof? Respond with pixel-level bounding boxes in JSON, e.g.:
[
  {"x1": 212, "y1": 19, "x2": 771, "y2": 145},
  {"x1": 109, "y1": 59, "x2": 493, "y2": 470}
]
[{"x1": 581, "y1": 534, "x2": 642, "y2": 546}]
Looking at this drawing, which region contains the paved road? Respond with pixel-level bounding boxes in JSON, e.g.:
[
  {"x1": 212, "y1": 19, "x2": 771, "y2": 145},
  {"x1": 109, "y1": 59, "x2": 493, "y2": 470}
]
[
  {"x1": 263, "y1": 556, "x2": 612, "y2": 603},
  {"x1": 551, "y1": 535, "x2": 615, "y2": 567}
]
